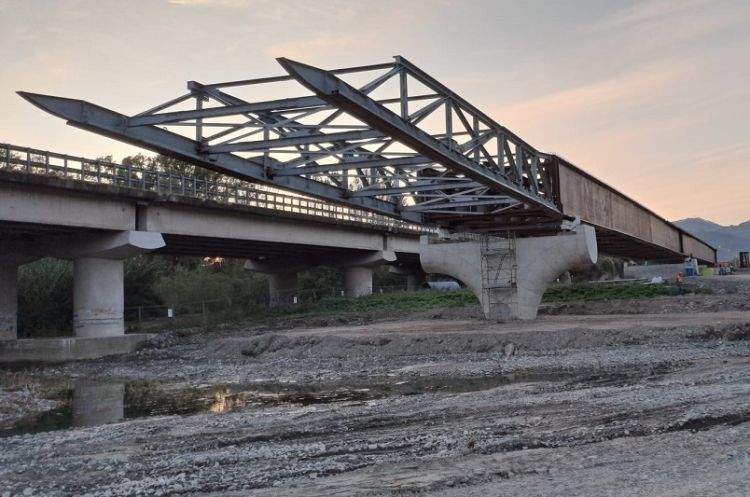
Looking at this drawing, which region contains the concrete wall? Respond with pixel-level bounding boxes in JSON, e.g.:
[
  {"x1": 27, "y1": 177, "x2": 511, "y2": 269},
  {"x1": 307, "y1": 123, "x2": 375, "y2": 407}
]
[
  {"x1": 625, "y1": 263, "x2": 688, "y2": 282},
  {"x1": 0, "y1": 334, "x2": 152, "y2": 363}
]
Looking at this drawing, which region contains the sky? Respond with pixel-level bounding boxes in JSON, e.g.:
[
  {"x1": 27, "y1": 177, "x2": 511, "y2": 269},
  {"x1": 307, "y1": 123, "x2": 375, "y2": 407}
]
[{"x1": 1, "y1": 0, "x2": 748, "y2": 225}]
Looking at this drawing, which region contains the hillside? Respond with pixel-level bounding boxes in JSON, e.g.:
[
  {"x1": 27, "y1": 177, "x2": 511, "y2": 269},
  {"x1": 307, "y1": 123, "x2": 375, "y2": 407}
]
[{"x1": 674, "y1": 218, "x2": 750, "y2": 261}]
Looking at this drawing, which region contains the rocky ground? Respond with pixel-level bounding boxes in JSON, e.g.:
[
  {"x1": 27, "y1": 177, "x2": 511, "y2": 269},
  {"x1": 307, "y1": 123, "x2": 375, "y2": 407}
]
[{"x1": 0, "y1": 274, "x2": 749, "y2": 496}]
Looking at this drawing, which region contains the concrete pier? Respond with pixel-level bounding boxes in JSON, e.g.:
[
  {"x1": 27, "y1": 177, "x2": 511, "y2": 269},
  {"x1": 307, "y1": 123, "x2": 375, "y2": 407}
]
[
  {"x1": 342, "y1": 250, "x2": 398, "y2": 298},
  {"x1": 73, "y1": 257, "x2": 125, "y2": 337},
  {"x1": 244, "y1": 260, "x2": 301, "y2": 306},
  {"x1": 421, "y1": 225, "x2": 598, "y2": 320},
  {"x1": 345, "y1": 266, "x2": 373, "y2": 298},
  {"x1": 247, "y1": 249, "x2": 398, "y2": 302},
  {"x1": 268, "y1": 272, "x2": 299, "y2": 306},
  {"x1": 0, "y1": 265, "x2": 18, "y2": 340},
  {"x1": 389, "y1": 265, "x2": 427, "y2": 291},
  {"x1": 406, "y1": 272, "x2": 426, "y2": 291},
  {"x1": 0, "y1": 230, "x2": 164, "y2": 340}
]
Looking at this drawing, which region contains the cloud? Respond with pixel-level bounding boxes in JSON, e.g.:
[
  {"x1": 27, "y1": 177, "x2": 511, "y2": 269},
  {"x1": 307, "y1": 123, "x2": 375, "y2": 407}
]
[
  {"x1": 168, "y1": 0, "x2": 257, "y2": 6},
  {"x1": 589, "y1": 0, "x2": 748, "y2": 54},
  {"x1": 492, "y1": 63, "x2": 690, "y2": 131},
  {"x1": 591, "y1": 0, "x2": 710, "y2": 32},
  {"x1": 266, "y1": 32, "x2": 379, "y2": 63}
]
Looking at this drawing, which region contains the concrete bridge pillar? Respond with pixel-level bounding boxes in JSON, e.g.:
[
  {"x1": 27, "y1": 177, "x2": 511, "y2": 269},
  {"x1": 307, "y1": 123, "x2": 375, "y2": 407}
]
[
  {"x1": 342, "y1": 250, "x2": 398, "y2": 298},
  {"x1": 420, "y1": 225, "x2": 598, "y2": 320},
  {"x1": 1, "y1": 230, "x2": 163, "y2": 341},
  {"x1": 247, "y1": 249, "x2": 398, "y2": 303},
  {"x1": 0, "y1": 265, "x2": 18, "y2": 340},
  {"x1": 73, "y1": 257, "x2": 125, "y2": 337},
  {"x1": 63, "y1": 231, "x2": 164, "y2": 338},
  {"x1": 389, "y1": 266, "x2": 426, "y2": 291},
  {"x1": 406, "y1": 271, "x2": 427, "y2": 291},
  {"x1": 344, "y1": 266, "x2": 373, "y2": 298},
  {"x1": 244, "y1": 260, "x2": 301, "y2": 306},
  {"x1": 268, "y1": 271, "x2": 299, "y2": 306}
]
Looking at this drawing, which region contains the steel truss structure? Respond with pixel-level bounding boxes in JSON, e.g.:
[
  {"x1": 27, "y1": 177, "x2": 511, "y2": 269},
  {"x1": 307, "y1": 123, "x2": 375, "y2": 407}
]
[{"x1": 21, "y1": 56, "x2": 568, "y2": 234}]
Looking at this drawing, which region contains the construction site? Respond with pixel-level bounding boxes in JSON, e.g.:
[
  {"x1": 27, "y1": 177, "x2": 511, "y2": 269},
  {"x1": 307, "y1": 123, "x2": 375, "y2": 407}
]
[
  {"x1": 1, "y1": 5, "x2": 748, "y2": 492},
  {"x1": 0, "y1": 270, "x2": 749, "y2": 496}
]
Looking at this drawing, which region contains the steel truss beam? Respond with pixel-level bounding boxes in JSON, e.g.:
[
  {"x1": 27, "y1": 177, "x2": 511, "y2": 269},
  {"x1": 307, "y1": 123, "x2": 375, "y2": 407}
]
[{"x1": 20, "y1": 55, "x2": 566, "y2": 234}]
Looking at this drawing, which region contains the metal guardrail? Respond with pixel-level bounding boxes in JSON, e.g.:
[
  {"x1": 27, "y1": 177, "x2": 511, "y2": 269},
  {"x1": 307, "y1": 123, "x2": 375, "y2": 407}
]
[{"x1": 1, "y1": 143, "x2": 430, "y2": 234}]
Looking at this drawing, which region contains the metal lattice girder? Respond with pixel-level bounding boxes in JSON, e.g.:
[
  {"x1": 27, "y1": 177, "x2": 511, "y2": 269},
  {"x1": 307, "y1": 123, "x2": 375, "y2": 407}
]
[{"x1": 19, "y1": 55, "x2": 564, "y2": 230}]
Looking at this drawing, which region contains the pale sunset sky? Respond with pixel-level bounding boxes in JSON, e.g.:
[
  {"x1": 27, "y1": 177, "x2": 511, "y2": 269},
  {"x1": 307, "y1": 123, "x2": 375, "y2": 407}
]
[{"x1": 1, "y1": 0, "x2": 748, "y2": 224}]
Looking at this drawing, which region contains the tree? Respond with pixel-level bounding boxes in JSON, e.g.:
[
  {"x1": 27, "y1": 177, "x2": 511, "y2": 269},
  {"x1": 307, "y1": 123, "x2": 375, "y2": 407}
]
[{"x1": 121, "y1": 153, "x2": 226, "y2": 183}]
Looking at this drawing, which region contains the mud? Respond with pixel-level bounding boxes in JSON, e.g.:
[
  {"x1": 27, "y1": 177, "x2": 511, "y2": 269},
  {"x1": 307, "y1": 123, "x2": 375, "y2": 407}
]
[{"x1": 0, "y1": 275, "x2": 749, "y2": 496}]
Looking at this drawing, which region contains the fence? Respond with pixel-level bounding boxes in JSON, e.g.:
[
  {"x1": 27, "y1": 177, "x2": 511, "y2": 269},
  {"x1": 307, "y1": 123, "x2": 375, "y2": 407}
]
[
  {"x1": 1, "y1": 142, "x2": 428, "y2": 234},
  {"x1": 124, "y1": 284, "x2": 413, "y2": 329}
]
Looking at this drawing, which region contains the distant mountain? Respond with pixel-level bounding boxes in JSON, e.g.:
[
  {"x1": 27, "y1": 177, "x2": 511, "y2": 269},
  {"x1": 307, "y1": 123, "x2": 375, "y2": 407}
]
[
  {"x1": 674, "y1": 217, "x2": 723, "y2": 234},
  {"x1": 674, "y1": 217, "x2": 750, "y2": 262}
]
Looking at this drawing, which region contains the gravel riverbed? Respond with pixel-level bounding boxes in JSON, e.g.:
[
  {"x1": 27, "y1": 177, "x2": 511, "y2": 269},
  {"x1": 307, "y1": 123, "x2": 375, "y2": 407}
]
[{"x1": 1, "y1": 275, "x2": 749, "y2": 496}]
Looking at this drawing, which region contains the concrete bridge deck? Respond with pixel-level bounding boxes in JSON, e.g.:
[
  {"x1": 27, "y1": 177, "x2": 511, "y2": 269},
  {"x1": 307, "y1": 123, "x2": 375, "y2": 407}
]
[{"x1": 0, "y1": 145, "x2": 423, "y2": 265}]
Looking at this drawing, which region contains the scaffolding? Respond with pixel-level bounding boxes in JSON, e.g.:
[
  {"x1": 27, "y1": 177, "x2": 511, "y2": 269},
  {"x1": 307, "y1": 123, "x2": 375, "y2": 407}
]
[{"x1": 480, "y1": 233, "x2": 517, "y2": 316}]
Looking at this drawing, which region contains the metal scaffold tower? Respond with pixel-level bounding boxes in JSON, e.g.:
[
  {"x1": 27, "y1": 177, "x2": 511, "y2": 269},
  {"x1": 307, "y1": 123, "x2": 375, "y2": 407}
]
[{"x1": 480, "y1": 233, "x2": 517, "y2": 317}]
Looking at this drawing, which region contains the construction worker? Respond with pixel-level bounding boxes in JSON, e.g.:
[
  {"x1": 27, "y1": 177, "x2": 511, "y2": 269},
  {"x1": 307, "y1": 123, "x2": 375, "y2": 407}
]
[{"x1": 675, "y1": 271, "x2": 684, "y2": 295}]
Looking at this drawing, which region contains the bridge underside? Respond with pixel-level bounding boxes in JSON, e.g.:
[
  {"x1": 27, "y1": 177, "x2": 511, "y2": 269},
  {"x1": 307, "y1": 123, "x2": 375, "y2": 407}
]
[
  {"x1": 595, "y1": 226, "x2": 686, "y2": 263},
  {"x1": 0, "y1": 219, "x2": 684, "y2": 267},
  {"x1": 156, "y1": 233, "x2": 419, "y2": 267}
]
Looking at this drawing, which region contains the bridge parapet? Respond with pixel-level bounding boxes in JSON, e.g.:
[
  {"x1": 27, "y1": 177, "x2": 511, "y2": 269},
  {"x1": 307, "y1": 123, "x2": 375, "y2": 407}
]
[{"x1": 0, "y1": 143, "x2": 428, "y2": 235}]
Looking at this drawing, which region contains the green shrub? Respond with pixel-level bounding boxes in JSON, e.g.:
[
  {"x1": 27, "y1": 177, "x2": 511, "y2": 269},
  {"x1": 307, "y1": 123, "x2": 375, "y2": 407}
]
[
  {"x1": 542, "y1": 282, "x2": 711, "y2": 303},
  {"x1": 153, "y1": 260, "x2": 268, "y2": 311},
  {"x1": 124, "y1": 256, "x2": 171, "y2": 308},
  {"x1": 263, "y1": 288, "x2": 478, "y2": 320},
  {"x1": 17, "y1": 258, "x2": 73, "y2": 337}
]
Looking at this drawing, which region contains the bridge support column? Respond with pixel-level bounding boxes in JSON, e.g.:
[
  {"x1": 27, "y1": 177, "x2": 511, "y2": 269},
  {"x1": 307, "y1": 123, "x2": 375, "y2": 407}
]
[
  {"x1": 345, "y1": 266, "x2": 373, "y2": 298},
  {"x1": 342, "y1": 250, "x2": 397, "y2": 298},
  {"x1": 244, "y1": 260, "x2": 301, "y2": 306},
  {"x1": 74, "y1": 257, "x2": 125, "y2": 337},
  {"x1": 0, "y1": 265, "x2": 18, "y2": 340},
  {"x1": 65, "y1": 231, "x2": 165, "y2": 338},
  {"x1": 389, "y1": 265, "x2": 426, "y2": 291},
  {"x1": 268, "y1": 272, "x2": 299, "y2": 306},
  {"x1": 406, "y1": 271, "x2": 427, "y2": 291},
  {"x1": 420, "y1": 225, "x2": 598, "y2": 320}
]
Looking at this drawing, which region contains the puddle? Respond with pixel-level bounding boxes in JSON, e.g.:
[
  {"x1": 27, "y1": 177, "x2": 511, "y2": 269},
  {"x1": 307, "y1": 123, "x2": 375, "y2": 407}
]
[{"x1": 0, "y1": 371, "x2": 600, "y2": 437}]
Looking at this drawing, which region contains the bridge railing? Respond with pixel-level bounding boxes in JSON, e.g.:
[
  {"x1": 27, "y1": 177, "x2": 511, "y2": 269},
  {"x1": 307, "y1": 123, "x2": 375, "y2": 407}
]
[{"x1": 1, "y1": 143, "x2": 428, "y2": 234}]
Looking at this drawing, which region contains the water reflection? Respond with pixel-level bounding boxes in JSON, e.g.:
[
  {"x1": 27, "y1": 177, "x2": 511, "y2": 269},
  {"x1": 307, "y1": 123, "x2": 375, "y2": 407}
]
[
  {"x1": 209, "y1": 389, "x2": 244, "y2": 413},
  {"x1": 72, "y1": 380, "x2": 124, "y2": 427},
  {"x1": 2, "y1": 370, "x2": 587, "y2": 437}
]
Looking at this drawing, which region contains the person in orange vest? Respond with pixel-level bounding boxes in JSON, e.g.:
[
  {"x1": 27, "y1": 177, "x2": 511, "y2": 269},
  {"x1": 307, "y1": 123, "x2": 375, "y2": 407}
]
[{"x1": 675, "y1": 271, "x2": 684, "y2": 295}]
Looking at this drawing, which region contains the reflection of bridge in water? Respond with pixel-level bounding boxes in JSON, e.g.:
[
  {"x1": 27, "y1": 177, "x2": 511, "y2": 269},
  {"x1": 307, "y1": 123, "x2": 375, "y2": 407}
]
[{"x1": 0, "y1": 56, "x2": 716, "y2": 353}]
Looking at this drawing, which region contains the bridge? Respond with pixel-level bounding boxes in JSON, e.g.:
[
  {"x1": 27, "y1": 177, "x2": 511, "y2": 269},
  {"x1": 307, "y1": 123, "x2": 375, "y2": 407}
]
[
  {"x1": 3, "y1": 56, "x2": 716, "y2": 346},
  {"x1": 0, "y1": 143, "x2": 426, "y2": 343}
]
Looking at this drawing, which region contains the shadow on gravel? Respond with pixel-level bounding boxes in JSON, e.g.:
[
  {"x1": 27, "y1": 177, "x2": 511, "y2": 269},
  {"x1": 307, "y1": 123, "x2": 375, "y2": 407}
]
[
  {"x1": 689, "y1": 323, "x2": 750, "y2": 341},
  {"x1": 667, "y1": 412, "x2": 750, "y2": 432}
]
